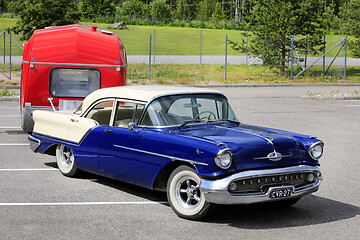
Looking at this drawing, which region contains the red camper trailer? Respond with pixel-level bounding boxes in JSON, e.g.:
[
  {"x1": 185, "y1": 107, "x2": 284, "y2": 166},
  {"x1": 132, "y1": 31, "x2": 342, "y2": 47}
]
[{"x1": 20, "y1": 24, "x2": 127, "y2": 132}]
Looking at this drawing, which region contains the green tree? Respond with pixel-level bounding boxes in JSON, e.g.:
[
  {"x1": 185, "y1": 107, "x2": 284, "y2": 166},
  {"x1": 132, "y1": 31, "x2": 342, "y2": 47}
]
[
  {"x1": 198, "y1": 0, "x2": 217, "y2": 21},
  {"x1": 80, "y1": 0, "x2": 116, "y2": 19},
  {"x1": 229, "y1": 0, "x2": 327, "y2": 75},
  {"x1": 340, "y1": 0, "x2": 360, "y2": 58},
  {"x1": 10, "y1": 0, "x2": 80, "y2": 40},
  {"x1": 212, "y1": 2, "x2": 226, "y2": 22},
  {"x1": 174, "y1": 0, "x2": 199, "y2": 20},
  {"x1": 150, "y1": 0, "x2": 171, "y2": 22},
  {"x1": 0, "y1": 0, "x2": 9, "y2": 12}
]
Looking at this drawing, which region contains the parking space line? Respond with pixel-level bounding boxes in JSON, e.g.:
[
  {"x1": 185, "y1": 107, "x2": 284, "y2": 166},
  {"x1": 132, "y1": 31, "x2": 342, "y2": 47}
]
[
  {"x1": 0, "y1": 168, "x2": 57, "y2": 172},
  {"x1": 0, "y1": 126, "x2": 22, "y2": 129},
  {"x1": 346, "y1": 105, "x2": 360, "y2": 107},
  {"x1": 0, "y1": 201, "x2": 168, "y2": 206},
  {"x1": 0, "y1": 143, "x2": 29, "y2": 146}
]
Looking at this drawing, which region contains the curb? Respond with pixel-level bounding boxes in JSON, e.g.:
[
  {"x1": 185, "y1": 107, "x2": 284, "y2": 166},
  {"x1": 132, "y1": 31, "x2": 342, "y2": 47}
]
[
  {"x1": 302, "y1": 95, "x2": 360, "y2": 100},
  {"x1": 2, "y1": 83, "x2": 360, "y2": 89},
  {"x1": 0, "y1": 96, "x2": 19, "y2": 101},
  {"x1": 0, "y1": 85, "x2": 20, "y2": 89},
  {"x1": 190, "y1": 83, "x2": 360, "y2": 88}
]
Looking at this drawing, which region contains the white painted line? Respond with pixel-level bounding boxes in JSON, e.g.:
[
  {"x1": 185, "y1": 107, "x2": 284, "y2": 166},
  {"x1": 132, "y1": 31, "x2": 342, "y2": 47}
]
[
  {"x1": 0, "y1": 126, "x2": 22, "y2": 129},
  {"x1": 0, "y1": 115, "x2": 21, "y2": 117},
  {"x1": 346, "y1": 105, "x2": 360, "y2": 107},
  {"x1": 0, "y1": 143, "x2": 29, "y2": 146},
  {"x1": 0, "y1": 201, "x2": 168, "y2": 206},
  {"x1": 0, "y1": 107, "x2": 19, "y2": 109},
  {"x1": 0, "y1": 168, "x2": 57, "y2": 172}
]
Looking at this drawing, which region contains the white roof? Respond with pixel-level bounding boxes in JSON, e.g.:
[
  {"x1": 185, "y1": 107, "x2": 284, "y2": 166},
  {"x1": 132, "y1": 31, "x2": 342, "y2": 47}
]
[{"x1": 81, "y1": 85, "x2": 222, "y2": 111}]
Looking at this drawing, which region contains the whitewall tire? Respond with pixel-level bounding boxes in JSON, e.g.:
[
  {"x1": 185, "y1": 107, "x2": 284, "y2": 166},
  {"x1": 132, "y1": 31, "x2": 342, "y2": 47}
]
[
  {"x1": 56, "y1": 145, "x2": 78, "y2": 177},
  {"x1": 167, "y1": 165, "x2": 213, "y2": 220}
]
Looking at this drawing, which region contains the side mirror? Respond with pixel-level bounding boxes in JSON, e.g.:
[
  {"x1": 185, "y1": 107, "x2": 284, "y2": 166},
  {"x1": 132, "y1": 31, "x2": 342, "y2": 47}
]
[{"x1": 128, "y1": 122, "x2": 138, "y2": 133}]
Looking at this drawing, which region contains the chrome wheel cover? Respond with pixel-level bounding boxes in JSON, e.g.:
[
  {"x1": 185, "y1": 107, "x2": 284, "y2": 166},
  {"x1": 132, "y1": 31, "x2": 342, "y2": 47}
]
[
  {"x1": 59, "y1": 145, "x2": 74, "y2": 168},
  {"x1": 175, "y1": 176, "x2": 201, "y2": 209}
]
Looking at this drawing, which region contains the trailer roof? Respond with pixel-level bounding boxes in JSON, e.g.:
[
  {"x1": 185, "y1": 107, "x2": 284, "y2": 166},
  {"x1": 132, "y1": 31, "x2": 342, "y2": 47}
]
[{"x1": 27, "y1": 24, "x2": 124, "y2": 65}]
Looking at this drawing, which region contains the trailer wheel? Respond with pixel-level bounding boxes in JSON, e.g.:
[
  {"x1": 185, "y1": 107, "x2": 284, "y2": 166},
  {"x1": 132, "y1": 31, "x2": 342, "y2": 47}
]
[{"x1": 56, "y1": 145, "x2": 78, "y2": 177}]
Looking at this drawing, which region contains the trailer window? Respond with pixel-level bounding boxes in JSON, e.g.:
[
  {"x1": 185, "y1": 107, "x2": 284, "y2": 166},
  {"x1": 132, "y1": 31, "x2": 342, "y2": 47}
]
[{"x1": 49, "y1": 68, "x2": 101, "y2": 98}]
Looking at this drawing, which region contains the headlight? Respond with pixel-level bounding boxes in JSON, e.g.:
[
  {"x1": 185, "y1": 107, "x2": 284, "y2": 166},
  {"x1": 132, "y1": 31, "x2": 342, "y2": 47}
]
[
  {"x1": 308, "y1": 142, "x2": 324, "y2": 160},
  {"x1": 215, "y1": 149, "x2": 233, "y2": 169}
]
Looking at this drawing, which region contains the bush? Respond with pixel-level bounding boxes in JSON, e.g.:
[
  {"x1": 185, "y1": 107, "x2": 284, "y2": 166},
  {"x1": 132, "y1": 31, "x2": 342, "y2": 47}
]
[{"x1": 122, "y1": 0, "x2": 149, "y2": 18}]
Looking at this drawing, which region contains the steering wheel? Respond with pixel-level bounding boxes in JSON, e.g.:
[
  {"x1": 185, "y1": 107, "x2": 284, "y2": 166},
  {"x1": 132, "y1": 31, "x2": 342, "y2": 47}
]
[{"x1": 194, "y1": 111, "x2": 216, "y2": 121}]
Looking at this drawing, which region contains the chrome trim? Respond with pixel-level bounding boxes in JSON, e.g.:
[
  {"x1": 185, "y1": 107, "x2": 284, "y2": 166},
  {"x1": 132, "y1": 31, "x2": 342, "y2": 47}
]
[
  {"x1": 200, "y1": 165, "x2": 322, "y2": 204},
  {"x1": 113, "y1": 144, "x2": 208, "y2": 166},
  {"x1": 254, "y1": 151, "x2": 292, "y2": 161},
  {"x1": 28, "y1": 135, "x2": 41, "y2": 152},
  {"x1": 308, "y1": 141, "x2": 324, "y2": 160},
  {"x1": 23, "y1": 60, "x2": 127, "y2": 68},
  {"x1": 214, "y1": 148, "x2": 233, "y2": 169}
]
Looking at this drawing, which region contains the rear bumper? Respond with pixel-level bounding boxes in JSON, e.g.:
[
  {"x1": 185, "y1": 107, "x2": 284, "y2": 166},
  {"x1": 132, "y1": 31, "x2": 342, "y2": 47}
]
[
  {"x1": 200, "y1": 165, "x2": 322, "y2": 205},
  {"x1": 28, "y1": 135, "x2": 41, "y2": 152}
]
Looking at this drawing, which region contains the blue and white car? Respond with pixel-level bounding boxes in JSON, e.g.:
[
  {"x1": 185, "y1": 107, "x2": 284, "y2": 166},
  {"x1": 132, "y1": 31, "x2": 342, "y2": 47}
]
[{"x1": 29, "y1": 86, "x2": 323, "y2": 220}]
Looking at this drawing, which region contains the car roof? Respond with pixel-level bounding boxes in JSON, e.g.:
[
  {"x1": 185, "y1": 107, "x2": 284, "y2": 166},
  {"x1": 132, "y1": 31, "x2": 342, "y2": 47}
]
[{"x1": 81, "y1": 86, "x2": 223, "y2": 111}]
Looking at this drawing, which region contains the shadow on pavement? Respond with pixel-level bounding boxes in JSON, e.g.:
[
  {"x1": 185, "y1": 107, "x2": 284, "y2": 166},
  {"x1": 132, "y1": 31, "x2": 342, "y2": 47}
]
[
  {"x1": 44, "y1": 162, "x2": 168, "y2": 202},
  {"x1": 44, "y1": 162, "x2": 359, "y2": 228},
  {"x1": 207, "y1": 195, "x2": 360, "y2": 229}
]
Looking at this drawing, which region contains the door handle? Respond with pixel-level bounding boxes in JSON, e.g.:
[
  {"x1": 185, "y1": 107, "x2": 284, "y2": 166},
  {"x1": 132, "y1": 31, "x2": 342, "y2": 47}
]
[
  {"x1": 70, "y1": 119, "x2": 79, "y2": 122},
  {"x1": 104, "y1": 129, "x2": 113, "y2": 133}
]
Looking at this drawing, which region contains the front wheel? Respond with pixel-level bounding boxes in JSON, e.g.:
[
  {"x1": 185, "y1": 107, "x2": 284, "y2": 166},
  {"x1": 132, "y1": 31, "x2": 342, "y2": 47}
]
[
  {"x1": 56, "y1": 145, "x2": 78, "y2": 177},
  {"x1": 167, "y1": 165, "x2": 213, "y2": 220}
]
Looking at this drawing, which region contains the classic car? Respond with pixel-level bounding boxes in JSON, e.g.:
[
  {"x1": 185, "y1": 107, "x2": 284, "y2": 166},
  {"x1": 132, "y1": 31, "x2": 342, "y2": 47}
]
[{"x1": 29, "y1": 86, "x2": 323, "y2": 220}]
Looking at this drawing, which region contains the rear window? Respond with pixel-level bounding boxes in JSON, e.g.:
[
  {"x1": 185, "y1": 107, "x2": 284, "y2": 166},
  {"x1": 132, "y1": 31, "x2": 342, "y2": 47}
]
[{"x1": 49, "y1": 68, "x2": 101, "y2": 98}]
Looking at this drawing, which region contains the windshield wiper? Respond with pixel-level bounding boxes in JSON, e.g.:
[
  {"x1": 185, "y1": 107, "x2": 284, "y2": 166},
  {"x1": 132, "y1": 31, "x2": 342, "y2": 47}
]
[
  {"x1": 207, "y1": 119, "x2": 240, "y2": 124},
  {"x1": 178, "y1": 119, "x2": 205, "y2": 128}
]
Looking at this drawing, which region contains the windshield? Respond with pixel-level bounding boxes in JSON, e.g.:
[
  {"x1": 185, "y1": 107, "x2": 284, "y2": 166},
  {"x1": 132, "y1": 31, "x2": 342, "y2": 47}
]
[{"x1": 139, "y1": 94, "x2": 238, "y2": 127}]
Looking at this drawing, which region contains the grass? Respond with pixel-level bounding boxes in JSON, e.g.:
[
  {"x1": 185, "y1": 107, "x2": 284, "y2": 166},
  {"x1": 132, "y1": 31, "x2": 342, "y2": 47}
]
[
  {"x1": 127, "y1": 64, "x2": 360, "y2": 85},
  {"x1": 1, "y1": 63, "x2": 359, "y2": 86},
  {"x1": 0, "y1": 17, "x2": 356, "y2": 58}
]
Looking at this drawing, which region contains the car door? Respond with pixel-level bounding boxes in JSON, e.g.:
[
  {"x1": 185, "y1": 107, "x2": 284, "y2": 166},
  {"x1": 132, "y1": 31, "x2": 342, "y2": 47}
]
[{"x1": 99, "y1": 100, "x2": 146, "y2": 185}]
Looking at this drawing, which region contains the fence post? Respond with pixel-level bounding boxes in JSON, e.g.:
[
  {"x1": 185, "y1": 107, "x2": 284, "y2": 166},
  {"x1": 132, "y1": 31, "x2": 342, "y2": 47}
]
[
  {"x1": 153, "y1": 29, "x2": 155, "y2": 64},
  {"x1": 323, "y1": 35, "x2": 326, "y2": 73},
  {"x1": 200, "y1": 30, "x2": 202, "y2": 65},
  {"x1": 344, "y1": 36, "x2": 347, "y2": 80},
  {"x1": 9, "y1": 31, "x2": 11, "y2": 80},
  {"x1": 149, "y1": 34, "x2": 152, "y2": 81},
  {"x1": 305, "y1": 34, "x2": 308, "y2": 68},
  {"x1": 290, "y1": 35, "x2": 294, "y2": 80},
  {"x1": 225, "y1": 34, "x2": 227, "y2": 81},
  {"x1": 246, "y1": 30, "x2": 248, "y2": 66},
  {"x1": 3, "y1": 30, "x2": 5, "y2": 64}
]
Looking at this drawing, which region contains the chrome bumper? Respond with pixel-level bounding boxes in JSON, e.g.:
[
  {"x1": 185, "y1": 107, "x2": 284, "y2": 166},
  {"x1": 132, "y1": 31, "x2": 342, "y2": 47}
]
[
  {"x1": 28, "y1": 135, "x2": 41, "y2": 152},
  {"x1": 200, "y1": 165, "x2": 322, "y2": 205}
]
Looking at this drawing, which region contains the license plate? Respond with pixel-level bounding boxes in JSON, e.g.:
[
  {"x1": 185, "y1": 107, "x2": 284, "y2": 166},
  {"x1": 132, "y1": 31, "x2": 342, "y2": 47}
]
[{"x1": 269, "y1": 188, "x2": 292, "y2": 199}]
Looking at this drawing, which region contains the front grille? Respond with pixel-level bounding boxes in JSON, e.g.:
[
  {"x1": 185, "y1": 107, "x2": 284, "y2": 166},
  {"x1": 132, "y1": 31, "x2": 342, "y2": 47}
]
[{"x1": 228, "y1": 172, "x2": 319, "y2": 194}]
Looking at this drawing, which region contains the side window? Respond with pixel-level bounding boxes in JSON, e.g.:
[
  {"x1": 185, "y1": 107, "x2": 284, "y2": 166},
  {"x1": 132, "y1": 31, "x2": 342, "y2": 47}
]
[
  {"x1": 113, "y1": 101, "x2": 144, "y2": 128},
  {"x1": 85, "y1": 100, "x2": 114, "y2": 125},
  {"x1": 49, "y1": 68, "x2": 101, "y2": 98}
]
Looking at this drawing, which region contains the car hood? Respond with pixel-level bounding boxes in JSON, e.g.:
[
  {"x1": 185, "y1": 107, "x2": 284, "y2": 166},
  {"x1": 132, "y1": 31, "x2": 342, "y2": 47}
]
[{"x1": 178, "y1": 123, "x2": 314, "y2": 171}]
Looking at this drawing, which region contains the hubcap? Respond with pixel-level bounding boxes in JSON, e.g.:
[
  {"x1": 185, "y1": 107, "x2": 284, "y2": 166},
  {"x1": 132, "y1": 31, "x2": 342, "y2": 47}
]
[
  {"x1": 60, "y1": 146, "x2": 73, "y2": 168},
  {"x1": 176, "y1": 177, "x2": 201, "y2": 209}
]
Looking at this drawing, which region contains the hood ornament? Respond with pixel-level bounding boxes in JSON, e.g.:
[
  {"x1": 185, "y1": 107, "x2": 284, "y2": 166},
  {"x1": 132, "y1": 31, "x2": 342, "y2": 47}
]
[
  {"x1": 254, "y1": 150, "x2": 288, "y2": 161},
  {"x1": 267, "y1": 151, "x2": 282, "y2": 161}
]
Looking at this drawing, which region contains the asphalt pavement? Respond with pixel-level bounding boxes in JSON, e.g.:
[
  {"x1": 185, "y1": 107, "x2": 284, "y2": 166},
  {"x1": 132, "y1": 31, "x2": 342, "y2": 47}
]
[{"x1": 0, "y1": 85, "x2": 359, "y2": 240}]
